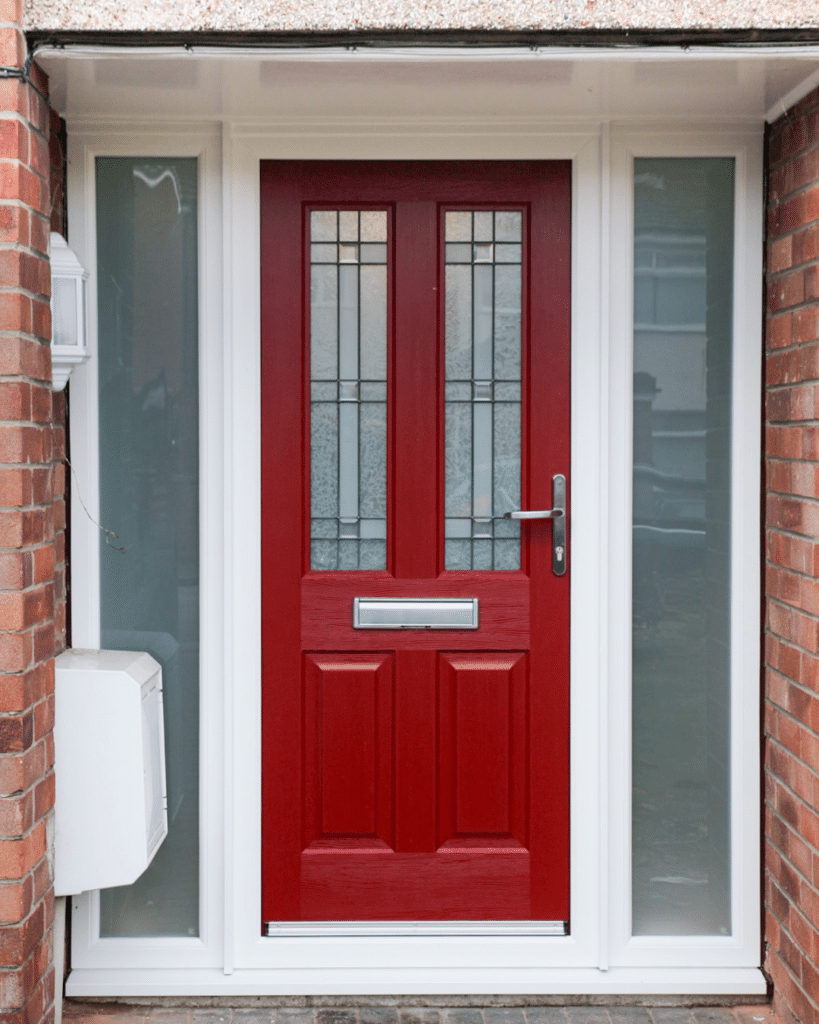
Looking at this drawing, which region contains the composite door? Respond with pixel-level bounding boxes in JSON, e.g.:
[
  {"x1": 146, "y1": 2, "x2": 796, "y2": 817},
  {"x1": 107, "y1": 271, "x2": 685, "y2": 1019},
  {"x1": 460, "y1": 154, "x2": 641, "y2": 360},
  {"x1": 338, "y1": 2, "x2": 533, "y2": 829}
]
[{"x1": 261, "y1": 161, "x2": 571, "y2": 927}]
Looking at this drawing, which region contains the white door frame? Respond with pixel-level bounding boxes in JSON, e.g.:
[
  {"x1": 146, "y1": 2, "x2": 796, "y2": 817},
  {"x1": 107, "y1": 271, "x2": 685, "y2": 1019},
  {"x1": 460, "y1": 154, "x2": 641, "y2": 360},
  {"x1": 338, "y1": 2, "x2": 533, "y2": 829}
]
[{"x1": 63, "y1": 101, "x2": 763, "y2": 994}]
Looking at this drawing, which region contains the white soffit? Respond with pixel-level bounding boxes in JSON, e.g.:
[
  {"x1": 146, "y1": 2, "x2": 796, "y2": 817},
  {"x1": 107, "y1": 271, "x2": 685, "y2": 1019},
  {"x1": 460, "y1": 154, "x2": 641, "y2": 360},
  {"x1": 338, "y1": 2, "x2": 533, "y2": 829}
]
[{"x1": 35, "y1": 43, "x2": 819, "y2": 123}]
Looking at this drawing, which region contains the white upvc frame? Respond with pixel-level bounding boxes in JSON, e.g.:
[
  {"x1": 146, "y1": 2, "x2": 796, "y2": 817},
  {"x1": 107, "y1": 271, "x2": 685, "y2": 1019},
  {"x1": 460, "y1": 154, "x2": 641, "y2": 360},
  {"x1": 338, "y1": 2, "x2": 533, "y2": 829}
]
[
  {"x1": 223, "y1": 121, "x2": 604, "y2": 981},
  {"x1": 606, "y1": 126, "x2": 764, "y2": 971},
  {"x1": 65, "y1": 112, "x2": 765, "y2": 995},
  {"x1": 66, "y1": 123, "x2": 225, "y2": 971}
]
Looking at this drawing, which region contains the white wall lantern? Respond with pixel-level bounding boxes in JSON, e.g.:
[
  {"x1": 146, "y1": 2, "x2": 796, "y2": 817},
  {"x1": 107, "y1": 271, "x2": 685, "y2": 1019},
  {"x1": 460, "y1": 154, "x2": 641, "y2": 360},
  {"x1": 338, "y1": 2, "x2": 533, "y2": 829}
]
[{"x1": 50, "y1": 232, "x2": 89, "y2": 390}]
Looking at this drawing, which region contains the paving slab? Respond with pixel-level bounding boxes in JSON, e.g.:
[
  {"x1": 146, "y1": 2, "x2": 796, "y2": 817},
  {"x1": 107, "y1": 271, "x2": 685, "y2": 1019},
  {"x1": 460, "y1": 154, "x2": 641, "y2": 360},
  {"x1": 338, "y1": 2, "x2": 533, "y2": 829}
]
[
  {"x1": 524, "y1": 1010, "x2": 568, "y2": 1024},
  {"x1": 399, "y1": 1011, "x2": 441, "y2": 1024},
  {"x1": 316, "y1": 1011, "x2": 358, "y2": 1024},
  {"x1": 733, "y1": 1009, "x2": 777, "y2": 1024},
  {"x1": 692, "y1": 1013, "x2": 739, "y2": 1024},
  {"x1": 60, "y1": 1006, "x2": 781, "y2": 1024},
  {"x1": 361, "y1": 1010, "x2": 400, "y2": 1024},
  {"x1": 649, "y1": 1012, "x2": 694, "y2": 1024},
  {"x1": 485, "y1": 1010, "x2": 526, "y2": 1024},
  {"x1": 563, "y1": 1010, "x2": 611, "y2": 1024},
  {"x1": 608, "y1": 1010, "x2": 652, "y2": 1024},
  {"x1": 276, "y1": 1011, "x2": 315, "y2": 1024},
  {"x1": 442, "y1": 1011, "x2": 484, "y2": 1024}
]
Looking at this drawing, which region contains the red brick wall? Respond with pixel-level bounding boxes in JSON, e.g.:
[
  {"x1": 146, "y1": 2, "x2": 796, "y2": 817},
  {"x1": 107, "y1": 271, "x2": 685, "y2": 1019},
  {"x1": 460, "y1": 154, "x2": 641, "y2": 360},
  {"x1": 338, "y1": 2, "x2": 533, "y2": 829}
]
[
  {"x1": 0, "y1": 1, "x2": 59, "y2": 1021},
  {"x1": 765, "y1": 84, "x2": 819, "y2": 1024}
]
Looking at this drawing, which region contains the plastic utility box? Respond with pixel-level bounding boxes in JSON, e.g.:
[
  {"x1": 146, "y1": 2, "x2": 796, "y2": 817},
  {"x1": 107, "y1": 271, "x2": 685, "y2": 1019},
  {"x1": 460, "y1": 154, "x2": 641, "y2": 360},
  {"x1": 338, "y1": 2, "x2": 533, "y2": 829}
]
[{"x1": 54, "y1": 649, "x2": 168, "y2": 897}]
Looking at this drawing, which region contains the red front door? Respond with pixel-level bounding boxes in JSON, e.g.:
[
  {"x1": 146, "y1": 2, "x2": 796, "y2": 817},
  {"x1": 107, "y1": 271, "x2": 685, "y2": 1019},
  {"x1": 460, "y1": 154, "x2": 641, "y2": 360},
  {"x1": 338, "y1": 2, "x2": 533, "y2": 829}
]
[{"x1": 261, "y1": 161, "x2": 570, "y2": 925}]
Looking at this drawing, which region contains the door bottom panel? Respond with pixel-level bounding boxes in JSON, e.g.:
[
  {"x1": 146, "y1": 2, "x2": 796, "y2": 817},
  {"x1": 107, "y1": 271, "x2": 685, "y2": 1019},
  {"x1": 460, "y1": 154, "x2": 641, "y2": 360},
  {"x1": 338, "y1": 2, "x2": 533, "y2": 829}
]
[{"x1": 300, "y1": 845, "x2": 530, "y2": 921}]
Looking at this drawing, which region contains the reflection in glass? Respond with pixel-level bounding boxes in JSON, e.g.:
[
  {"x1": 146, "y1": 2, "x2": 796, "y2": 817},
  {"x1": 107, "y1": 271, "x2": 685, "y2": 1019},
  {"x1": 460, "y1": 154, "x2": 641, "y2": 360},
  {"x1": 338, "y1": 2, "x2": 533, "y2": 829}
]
[
  {"x1": 96, "y1": 158, "x2": 199, "y2": 937},
  {"x1": 444, "y1": 211, "x2": 522, "y2": 570},
  {"x1": 631, "y1": 159, "x2": 734, "y2": 936},
  {"x1": 310, "y1": 210, "x2": 388, "y2": 570}
]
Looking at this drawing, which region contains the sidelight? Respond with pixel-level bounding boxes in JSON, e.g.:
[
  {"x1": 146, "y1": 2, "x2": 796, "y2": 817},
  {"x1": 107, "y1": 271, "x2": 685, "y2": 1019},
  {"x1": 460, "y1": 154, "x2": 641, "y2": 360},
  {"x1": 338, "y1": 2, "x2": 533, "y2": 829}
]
[
  {"x1": 631, "y1": 158, "x2": 734, "y2": 937},
  {"x1": 96, "y1": 157, "x2": 200, "y2": 938}
]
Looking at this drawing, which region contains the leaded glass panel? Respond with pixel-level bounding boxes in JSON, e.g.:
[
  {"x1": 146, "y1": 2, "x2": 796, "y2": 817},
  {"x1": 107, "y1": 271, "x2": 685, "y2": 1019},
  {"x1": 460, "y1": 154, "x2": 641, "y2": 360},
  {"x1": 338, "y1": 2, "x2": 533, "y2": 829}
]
[
  {"x1": 444, "y1": 210, "x2": 522, "y2": 571},
  {"x1": 310, "y1": 210, "x2": 388, "y2": 570}
]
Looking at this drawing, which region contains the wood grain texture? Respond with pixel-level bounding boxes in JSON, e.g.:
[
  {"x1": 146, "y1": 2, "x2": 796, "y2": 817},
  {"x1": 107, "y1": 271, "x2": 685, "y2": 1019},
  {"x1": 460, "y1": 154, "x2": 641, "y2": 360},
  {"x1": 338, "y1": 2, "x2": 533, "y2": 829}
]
[
  {"x1": 301, "y1": 846, "x2": 531, "y2": 921},
  {"x1": 261, "y1": 161, "x2": 571, "y2": 924},
  {"x1": 302, "y1": 573, "x2": 529, "y2": 650},
  {"x1": 303, "y1": 653, "x2": 393, "y2": 843},
  {"x1": 438, "y1": 652, "x2": 527, "y2": 840}
]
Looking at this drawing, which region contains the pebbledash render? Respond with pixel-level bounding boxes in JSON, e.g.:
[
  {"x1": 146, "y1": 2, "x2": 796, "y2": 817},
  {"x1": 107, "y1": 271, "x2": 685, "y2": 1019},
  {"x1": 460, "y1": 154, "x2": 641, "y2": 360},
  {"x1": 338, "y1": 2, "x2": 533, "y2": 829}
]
[{"x1": 4, "y1": 0, "x2": 819, "y2": 1022}]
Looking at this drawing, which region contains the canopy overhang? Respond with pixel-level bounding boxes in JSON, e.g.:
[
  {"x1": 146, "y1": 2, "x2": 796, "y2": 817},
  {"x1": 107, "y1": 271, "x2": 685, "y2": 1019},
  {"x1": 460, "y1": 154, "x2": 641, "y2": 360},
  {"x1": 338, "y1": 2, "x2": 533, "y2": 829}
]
[{"x1": 34, "y1": 40, "x2": 819, "y2": 124}]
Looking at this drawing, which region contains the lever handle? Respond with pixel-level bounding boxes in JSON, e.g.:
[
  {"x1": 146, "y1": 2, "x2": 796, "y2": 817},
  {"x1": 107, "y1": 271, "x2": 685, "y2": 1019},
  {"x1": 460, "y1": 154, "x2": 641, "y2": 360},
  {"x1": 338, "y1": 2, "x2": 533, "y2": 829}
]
[
  {"x1": 504, "y1": 508, "x2": 564, "y2": 520},
  {"x1": 504, "y1": 474, "x2": 567, "y2": 576}
]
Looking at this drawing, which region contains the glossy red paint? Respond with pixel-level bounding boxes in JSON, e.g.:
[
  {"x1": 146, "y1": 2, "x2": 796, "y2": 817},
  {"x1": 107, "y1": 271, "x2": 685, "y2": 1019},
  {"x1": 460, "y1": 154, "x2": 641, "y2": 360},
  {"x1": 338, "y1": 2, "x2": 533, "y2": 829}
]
[{"x1": 261, "y1": 161, "x2": 571, "y2": 925}]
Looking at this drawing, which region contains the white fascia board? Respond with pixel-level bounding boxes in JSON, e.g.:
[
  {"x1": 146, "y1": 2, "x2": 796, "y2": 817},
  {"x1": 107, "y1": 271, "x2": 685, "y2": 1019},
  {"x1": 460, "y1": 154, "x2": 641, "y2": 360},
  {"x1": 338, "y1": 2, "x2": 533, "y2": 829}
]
[{"x1": 31, "y1": 41, "x2": 819, "y2": 61}]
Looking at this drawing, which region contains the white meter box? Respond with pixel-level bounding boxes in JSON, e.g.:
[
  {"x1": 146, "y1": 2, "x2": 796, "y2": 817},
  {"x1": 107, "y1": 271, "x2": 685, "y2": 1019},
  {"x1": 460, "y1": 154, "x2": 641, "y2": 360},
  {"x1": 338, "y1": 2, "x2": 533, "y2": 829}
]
[{"x1": 54, "y1": 649, "x2": 168, "y2": 897}]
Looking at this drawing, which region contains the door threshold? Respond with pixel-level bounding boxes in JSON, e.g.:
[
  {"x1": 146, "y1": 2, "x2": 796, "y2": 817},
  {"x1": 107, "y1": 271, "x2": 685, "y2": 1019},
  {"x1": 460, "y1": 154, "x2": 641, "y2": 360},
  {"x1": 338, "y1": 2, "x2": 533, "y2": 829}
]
[
  {"x1": 65, "y1": 966, "x2": 769, "y2": 998},
  {"x1": 264, "y1": 921, "x2": 568, "y2": 937}
]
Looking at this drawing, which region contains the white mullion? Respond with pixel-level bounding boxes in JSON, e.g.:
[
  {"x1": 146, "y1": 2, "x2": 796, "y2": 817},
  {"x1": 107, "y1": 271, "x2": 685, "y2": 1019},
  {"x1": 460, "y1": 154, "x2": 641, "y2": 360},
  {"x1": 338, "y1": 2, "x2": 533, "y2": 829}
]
[{"x1": 597, "y1": 120, "x2": 612, "y2": 973}]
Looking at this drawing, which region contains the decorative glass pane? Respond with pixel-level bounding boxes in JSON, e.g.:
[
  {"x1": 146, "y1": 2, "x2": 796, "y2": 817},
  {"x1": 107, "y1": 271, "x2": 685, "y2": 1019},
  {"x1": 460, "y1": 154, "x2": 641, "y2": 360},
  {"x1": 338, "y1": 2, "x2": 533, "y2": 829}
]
[
  {"x1": 96, "y1": 157, "x2": 200, "y2": 937},
  {"x1": 631, "y1": 159, "x2": 734, "y2": 936},
  {"x1": 310, "y1": 402, "x2": 338, "y2": 518},
  {"x1": 310, "y1": 211, "x2": 388, "y2": 570},
  {"x1": 495, "y1": 211, "x2": 522, "y2": 242},
  {"x1": 310, "y1": 210, "x2": 337, "y2": 241},
  {"x1": 339, "y1": 209, "x2": 359, "y2": 241},
  {"x1": 360, "y1": 210, "x2": 387, "y2": 242},
  {"x1": 360, "y1": 244, "x2": 387, "y2": 264},
  {"x1": 444, "y1": 211, "x2": 522, "y2": 570}
]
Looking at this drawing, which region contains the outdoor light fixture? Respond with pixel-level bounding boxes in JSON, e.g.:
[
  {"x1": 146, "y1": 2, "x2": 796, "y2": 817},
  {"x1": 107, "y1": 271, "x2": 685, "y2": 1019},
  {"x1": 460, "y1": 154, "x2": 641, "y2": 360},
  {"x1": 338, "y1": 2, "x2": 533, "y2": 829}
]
[{"x1": 50, "y1": 232, "x2": 89, "y2": 390}]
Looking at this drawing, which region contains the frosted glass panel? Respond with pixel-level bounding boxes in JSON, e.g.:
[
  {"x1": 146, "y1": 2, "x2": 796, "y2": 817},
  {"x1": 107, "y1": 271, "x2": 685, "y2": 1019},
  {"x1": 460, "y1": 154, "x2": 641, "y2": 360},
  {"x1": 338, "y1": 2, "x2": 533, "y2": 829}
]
[
  {"x1": 51, "y1": 277, "x2": 78, "y2": 347},
  {"x1": 310, "y1": 211, "x2": 387, "y2": 570},
  {"x1": 96, "y1": 158, "x2": 199, "y2": 937},
  {"x1": 632, "y1": 159, "x2": 734, "y2": 936},
  {"x1": 444, "y1": 211, "x2": 522, "y2": 570}
]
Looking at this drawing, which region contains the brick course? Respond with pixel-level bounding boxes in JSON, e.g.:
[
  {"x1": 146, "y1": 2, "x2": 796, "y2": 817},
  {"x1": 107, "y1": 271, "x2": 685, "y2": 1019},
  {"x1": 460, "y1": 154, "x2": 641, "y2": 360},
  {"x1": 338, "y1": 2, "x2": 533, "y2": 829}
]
[
  {"x1": 0, "y1": 1, "x2": 60, "y2": 1022},
  {"x1": 766, "y1": 84, "x2": 819, "y2": 1024}
]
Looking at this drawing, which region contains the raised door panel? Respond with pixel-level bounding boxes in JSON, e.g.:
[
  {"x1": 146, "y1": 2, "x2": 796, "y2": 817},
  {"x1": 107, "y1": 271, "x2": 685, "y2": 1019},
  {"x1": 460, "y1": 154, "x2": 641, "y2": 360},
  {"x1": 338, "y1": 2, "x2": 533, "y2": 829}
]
[
  {"x1": 302, "y1": 653, "x2": 393, "y2": 846},
  {"x1": 438, "y1": 652, "x2": 527, "y2": 841}
]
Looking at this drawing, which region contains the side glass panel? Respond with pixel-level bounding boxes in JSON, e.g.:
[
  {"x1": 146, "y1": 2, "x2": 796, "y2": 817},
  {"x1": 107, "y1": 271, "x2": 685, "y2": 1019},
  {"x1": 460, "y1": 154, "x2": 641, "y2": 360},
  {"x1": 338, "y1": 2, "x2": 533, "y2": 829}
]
[
  {"x1": 310, "y1": 210, "x2": 388, "y2": 571},
  {"x1": 631, "y1": 158, "x2": 734, "y2": 935},
  {"x1": 96, "y1": 158, "x2": 200, "y2": 937},
  {"x1": 444, "y1": 210, "x2": 522, "y2": 571}
]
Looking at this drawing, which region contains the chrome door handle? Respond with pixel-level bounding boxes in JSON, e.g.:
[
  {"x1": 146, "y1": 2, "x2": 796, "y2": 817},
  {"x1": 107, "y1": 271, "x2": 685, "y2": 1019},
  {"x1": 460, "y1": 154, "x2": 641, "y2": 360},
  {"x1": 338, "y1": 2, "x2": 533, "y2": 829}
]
[
  {"x1": 504, "y1": 509, "x2": 564, "y2": 520},
  {"x1": 504, "y1": 474, "x2": 567, "y2": 576}
]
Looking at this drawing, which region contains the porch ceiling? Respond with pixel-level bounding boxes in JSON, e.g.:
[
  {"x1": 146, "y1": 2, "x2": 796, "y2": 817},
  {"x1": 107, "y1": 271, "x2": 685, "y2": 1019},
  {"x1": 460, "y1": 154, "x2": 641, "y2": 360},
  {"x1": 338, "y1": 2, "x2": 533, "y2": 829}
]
[{"x1": 36, "y1": 43, "x2": 819, "y2": 124}]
